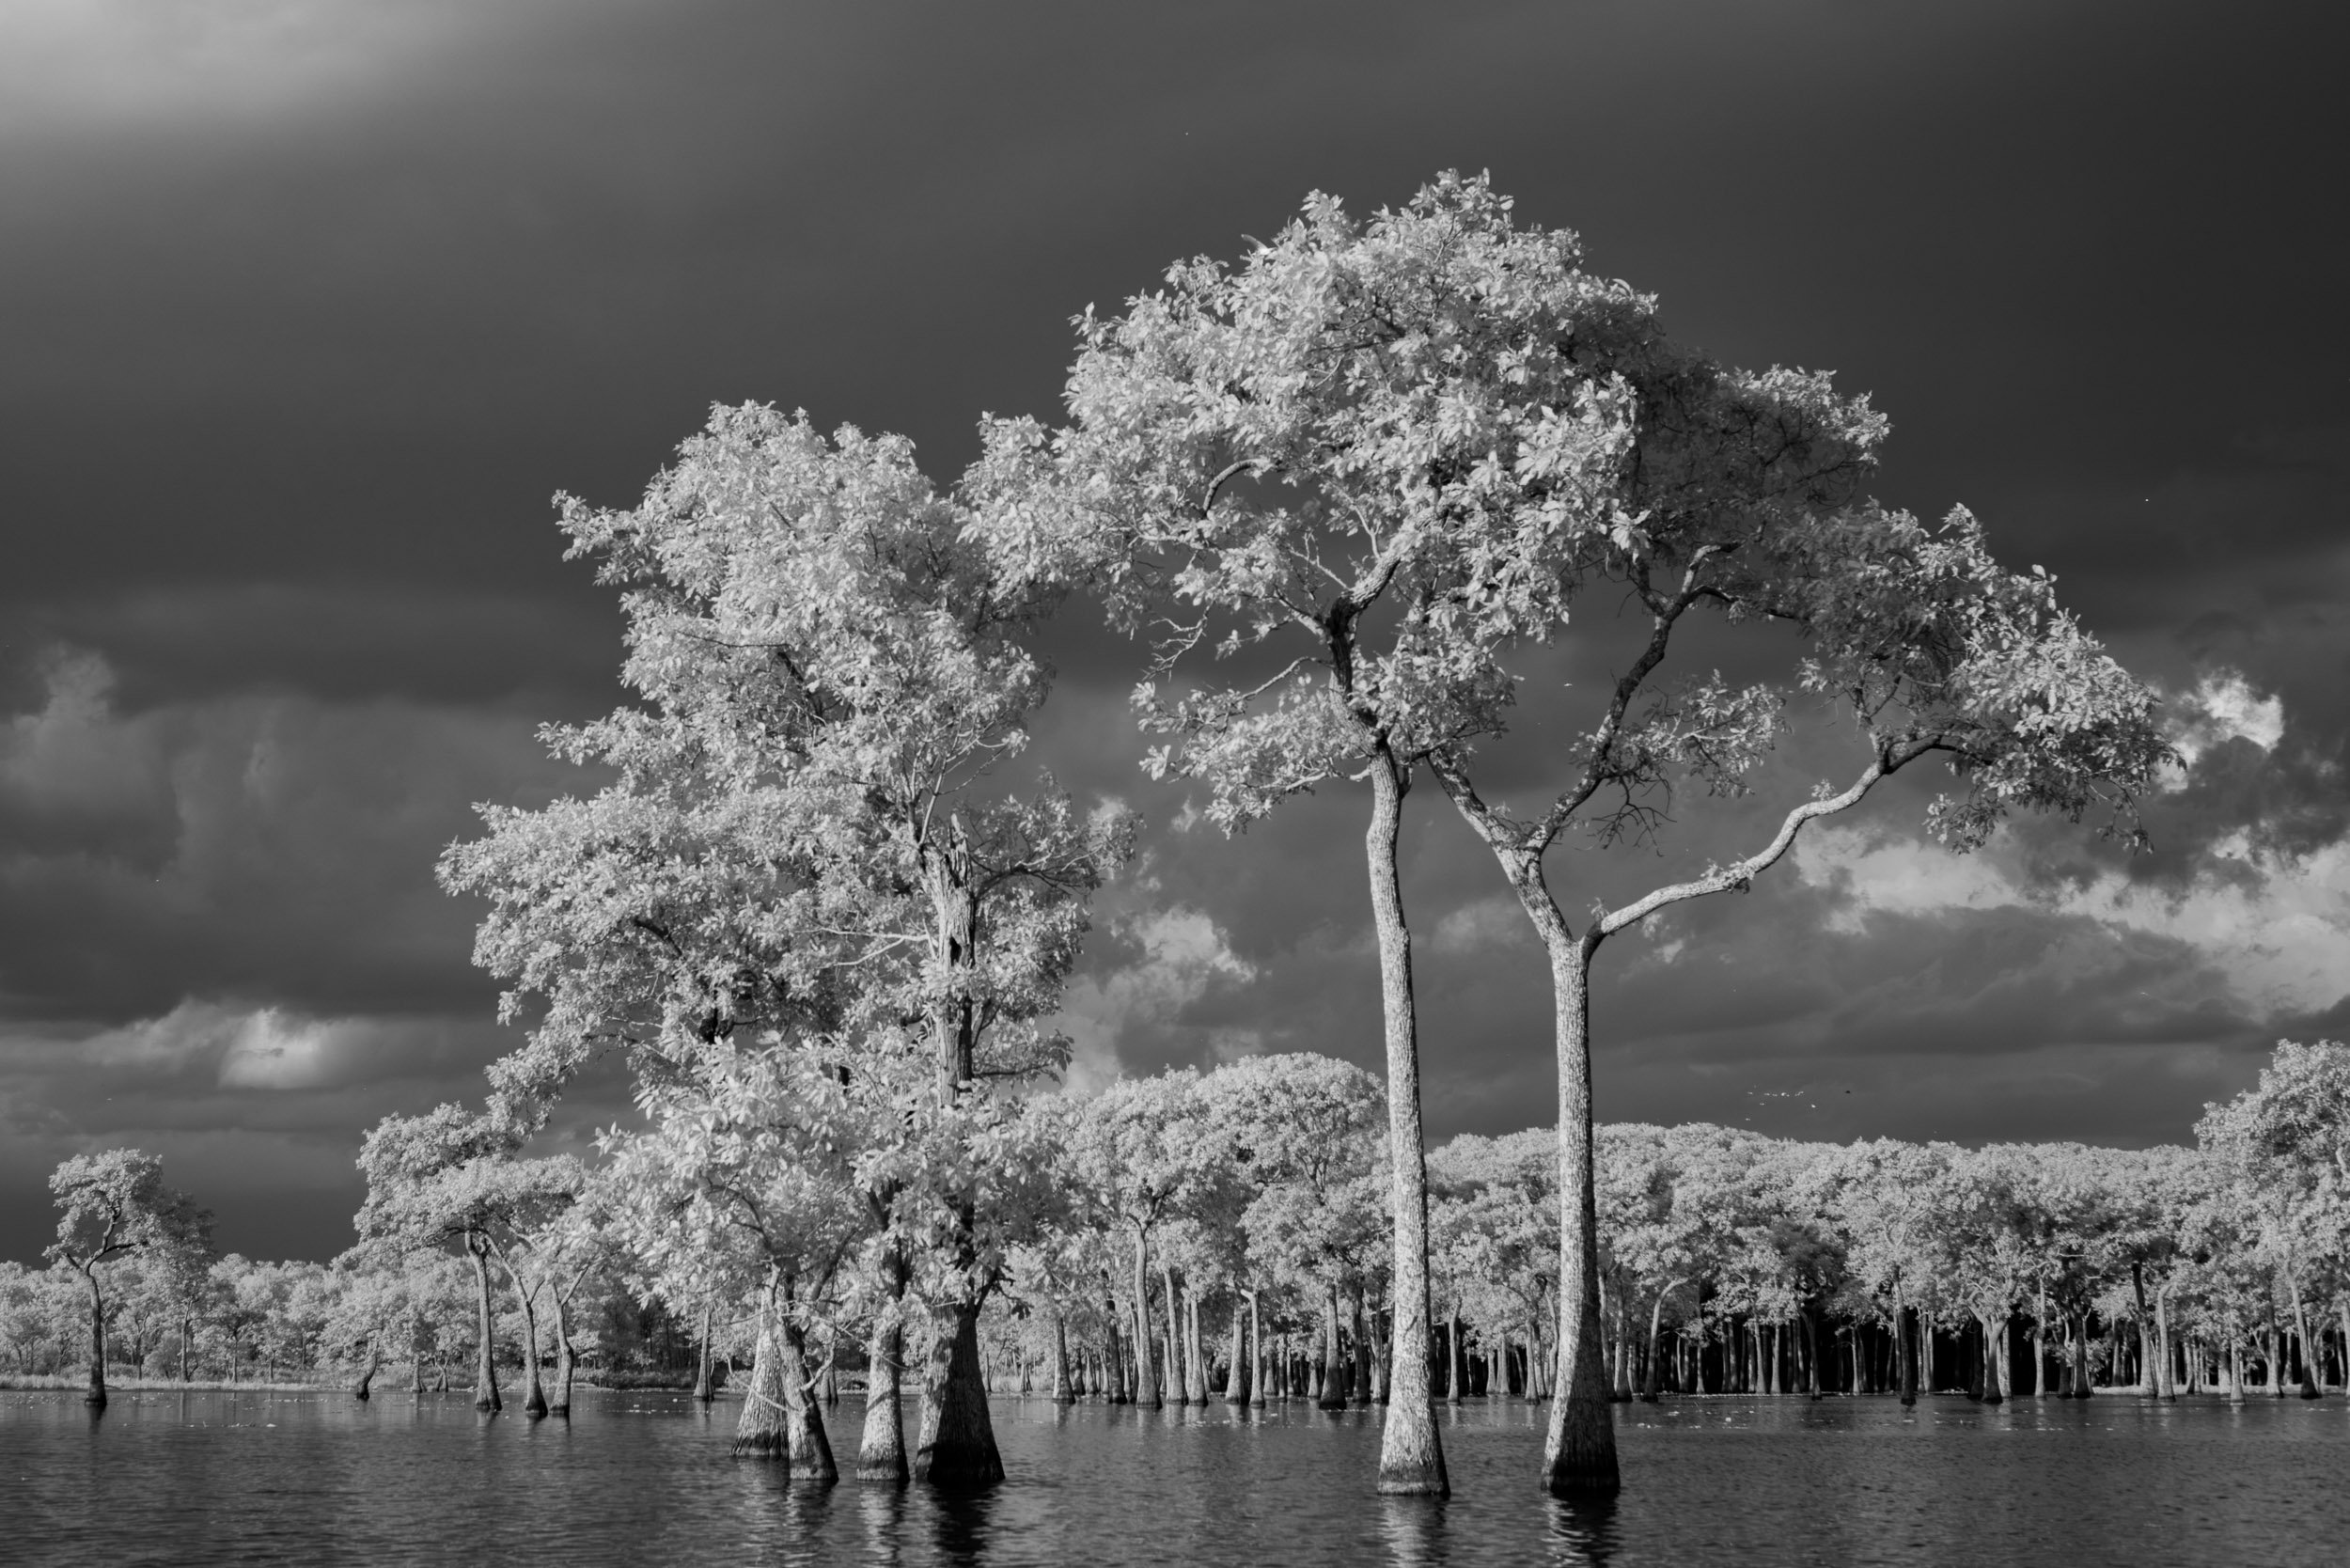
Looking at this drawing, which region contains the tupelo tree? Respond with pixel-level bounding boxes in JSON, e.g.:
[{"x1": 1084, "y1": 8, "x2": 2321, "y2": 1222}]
[
  {"x1": 971, "y1": 172, "x2": 1637, "y2": 1495},
  {"x1": 352, "y1": 1105, "x2": 581, "y2": 1416},
  {"x1": 1000, "y1": 170, "x2": 2165, "y2": 1492},
  {"x1": 450, "y1": 406, "x2": 1130, "y2": 1484},
  {"x1": 45, "y1": 1149, "x2": 210, "y2": 1406}
]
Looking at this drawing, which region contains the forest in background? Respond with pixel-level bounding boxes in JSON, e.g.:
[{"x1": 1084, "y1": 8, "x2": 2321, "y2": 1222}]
[{"x1": 19, "y1": 1035, "x2": 2348, "y2": 1422}]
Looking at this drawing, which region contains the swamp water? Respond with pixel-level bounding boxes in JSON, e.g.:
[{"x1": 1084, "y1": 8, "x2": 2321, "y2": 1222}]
[{"x1": 3, "y1": 1389, "x2": 2345, "y2": 1566}]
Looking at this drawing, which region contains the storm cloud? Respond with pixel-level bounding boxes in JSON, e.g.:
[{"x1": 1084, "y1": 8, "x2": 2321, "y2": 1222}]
[{"x1": 1, "y1": 0, "x2": 2343, "y2": 1260}]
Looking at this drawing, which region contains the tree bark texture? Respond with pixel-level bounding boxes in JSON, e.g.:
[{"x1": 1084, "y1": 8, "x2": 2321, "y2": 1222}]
[
  {"x1": 82, "y1": 1270, "x2": 107, "y2": 1407},
  {"x1": 1162, "y1": 1263, "x2": 1187, "y2": 1403},
  {"x1": 1129, "y1": 1232, "x2": 1161, "y2": 1408},
  {"x1": 1226, "y1": 1304, "x2": 1250, "y2": 1406},
  {"x1": 1897, "y1": 1301, "x2": 1917, "y2": 1405},
  {"x1": 1318, "y1": 1287, "x2": 1350, "y2": 1411},
  {"x1": 550, "y1": 1287, "x2": 575, "y2": 1418},
  {"x1": 859, "y1": 1314, "x2": 909, "y2": 1482},
  {"x1": 1363, "y1": 753, "x2": 1449, "y2": 1495},
  {"x1": 914, "y1": 1300, "x2": 1004, "y2": 1488},
  {"x1": 1053, "y1": 1313, "x2": 1076, "y2": 1406},
  {"x1": 1539, "y1": 932, "x2": 1619, "y2": 1494},
  {"x1": 778, "y1": 1311, "x2": 838, "y2": 1483},
  {"x1": 467, "y1": 1239, "x2": 501, "y2": 1413},
  {"x1": 735, "y1": 1294, "x2": 791, "y2": 1460}
]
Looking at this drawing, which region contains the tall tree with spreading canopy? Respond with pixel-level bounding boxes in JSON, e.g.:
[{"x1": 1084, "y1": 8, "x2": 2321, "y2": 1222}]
[
  {"x1": 971, "y1": 174, "x2": 1642, "y2": 1495},
  {"x1": 446, "y1": 406, "x2": 1130, "y2": 1483},
  {"x1": 46, "y1": 1149, "x2": 210, "y2": 1407},
  {"x1": 980, "y1": 171, "x2": 2168, "y2": 1493}
]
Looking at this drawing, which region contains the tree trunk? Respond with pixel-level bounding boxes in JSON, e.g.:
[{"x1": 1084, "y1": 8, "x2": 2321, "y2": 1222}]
[
  {"x1": 497, "y1": 1257, "x2": 547, "y2": 1419},
  {"x1": 467, "y1": 1239, "x2": 500, "y2": 1413},
  {"x1": 2155, "y1": 1286, "x2": 2175, "y2": 1400},
  {"x1": 735, "y1": 1288, "x2": 789, "y2": 1459},
  {"x1": 861, "y1": 1280, "x2": 910, "y2": 1481},
  {"x1": 1362, "y1": 750, "x2": 1448, "y2": 1494},
  {"x1": 1611, "y1": 1289, "x2": 1633, "y2": 1403},
  {"x1": 693, "y1": 1300, "x2": 715, "y2": 1403},
  {"x1": 1318, "y1": 1286, "x2": 1349, "y2": 1410},
  {"x1": 2287, "y1": 1275, "x2": 2321, "y2": 1399},
  {"x1": 1981, "y1": 1313, "x2": 2005, "y2": 1405},
  {"x1": 777, "y1": 1307, "x2": 838, "y2": 1483},
  {"x1": 81, "y1": 1268, "x2": 107, "y2": 1407},
  {"x1": 1130, "y1": 1230, "x2": 1161, "y2": 1408},
  {"x1": 550, "y1": 1285, "x2": 575, "y2": 1419},
  {"x1": 1226, "y1": 1302, "x2": 1250, "y2": 1406},
  {"x1": 1451, "y1": 1309, "x2": 1469, "y2": 1404},
  {"x1": 1161, "y1": 1263, "x2": 1187, "y2": 1403},
  {"x1": 1105, "y1": 1301, "x2": 1129, "y2": 1405},
  {"x1": 1537, "y1": 925, "x2": 1618, "y2": 1494},
  {"x1": 1353, "y1": 1289, "x2": 1376, "y2": 1406},
  {"x1": 1643, "y1": 1286, "x2": 1673, "y2": 1403},
  {"x1": 353, "y1": 1333, "x2": 380, "y2": 1401},
  {"x1": 1889, "y1": 1297, "x2": 1908, "y2": 1410},
  {"x1": 913, "y1": 1300, "x2": 1004, "y2": 1487},
  {"x1": 1190, "y1": 1290, "x2": 1210, "y2": 1405},
  {"x1": 1053, "y1": 1312, "x2": 1076, "y2": 1406}
]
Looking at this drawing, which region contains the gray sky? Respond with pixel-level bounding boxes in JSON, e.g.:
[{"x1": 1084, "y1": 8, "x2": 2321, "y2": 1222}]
[{"x1": 3, "y1": 0, "x2": 2343, "y2": 1262}]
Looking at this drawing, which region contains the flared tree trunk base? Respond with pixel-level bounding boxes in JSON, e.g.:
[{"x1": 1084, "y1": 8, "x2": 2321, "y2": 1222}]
[
  {"x1": 779, "y1": 1321, "x2": 838, "y2": 1485},
  {"x1": 1543, "y1": 1392, "x2": 1620, "y2": 1497},
  {"x1": 913, "y1": 1303, "x2": 1003, "y2": 1489},
  {"x1": 735, "y1": 1314, "x2": 791, "y2": 1461},
  {"x1": 859, "y1": 1322, "x2": 909, "y2": 1484},
  {"x1": 1376, "y1": 1429, "x2": 1450, "y2": 1497},
  {"x1": 1543, "y1": 1448, "x2": 1622, "y2": 1497}
]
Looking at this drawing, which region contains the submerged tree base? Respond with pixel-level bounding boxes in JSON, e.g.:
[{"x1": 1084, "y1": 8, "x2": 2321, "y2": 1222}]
[
  {"x1": 1375, "y1": 1454, "x2": 1450, "y2": 1497},
  {"x1": 1543, "y1": 1452, "x2": 1622, "y2": 1498},
  {"x1": 913, "y1": 1304, "x2": 1004, "y2": 1488}
]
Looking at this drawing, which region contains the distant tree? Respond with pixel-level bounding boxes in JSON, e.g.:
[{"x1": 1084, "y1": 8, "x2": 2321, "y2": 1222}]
[
  {"x1": 1199, "y1": 1055, "x2": 1386, "y2": 1409},
  {"x1": 44, "y1": 1148, "x2": 211, "y2": 1405},
  {"x1": 353, "y1": 1105, "x2": 580, "y2": 1415},
  {"x1": 2198, "y1": 1042, "x2": 2350, "y2": 1399},
  {"x1": 1058, "y1": 1072, "x2": 1216, "y2": 1410}
]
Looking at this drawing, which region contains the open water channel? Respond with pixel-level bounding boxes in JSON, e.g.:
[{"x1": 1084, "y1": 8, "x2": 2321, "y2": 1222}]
[{"x1": 3, "y1": 1388, "x2": 2345, "y2": 1566}]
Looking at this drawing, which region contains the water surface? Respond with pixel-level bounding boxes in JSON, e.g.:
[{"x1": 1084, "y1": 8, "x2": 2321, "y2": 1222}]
[{"x1": 4, "y1": 1389, "x2": 2344, "y2": 1565}]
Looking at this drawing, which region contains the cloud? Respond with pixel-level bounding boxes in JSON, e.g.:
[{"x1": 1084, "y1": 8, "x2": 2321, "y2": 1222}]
[
  {"x1": 2163, "y1": 668, "x2": 2285, "y2": 777},
  {"x1": 1052, "y1": 903, "x2": 1258, "y2": 1091},
  {"x1": 1432, "y1": 896, "x2": 1534, "y2": 956},
  {"x1": 1794, "y1": 818, "x2": 2350, "y2": 1024},
  {"x1": 0, "y1": 644, "x2": 585, "y2": 1024},
  {"x1": 0, "y1": 0, "x2": 552, "y2": 133}
]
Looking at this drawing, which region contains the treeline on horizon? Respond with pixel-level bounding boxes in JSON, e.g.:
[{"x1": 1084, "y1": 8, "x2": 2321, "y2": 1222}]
[
  {"x1": 22, "y1": 1036, "x2": 2349, "y2": 1423},
  {"x1": 18, "y1": 171, "x2": 2188, "y2": 1502}
]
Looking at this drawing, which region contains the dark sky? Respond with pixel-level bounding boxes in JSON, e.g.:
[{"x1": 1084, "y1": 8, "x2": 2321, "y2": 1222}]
[{"x1": 3, "y1": 0, "x2": 2344, "y2": 1262}]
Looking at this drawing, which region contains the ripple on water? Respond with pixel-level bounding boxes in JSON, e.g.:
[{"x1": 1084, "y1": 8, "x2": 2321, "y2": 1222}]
[{"x1": 3, "y1": 1390, "x2": 2347, "y2": 1566}]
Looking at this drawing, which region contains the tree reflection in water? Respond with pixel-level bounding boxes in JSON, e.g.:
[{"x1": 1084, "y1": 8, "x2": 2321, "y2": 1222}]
[
  {"x1": 930, "y1": 1485, "x2": 995, "y2": 1564},
  {"x1": 857, "y1": 1484, "x2": 907, "y2": 1566},
  {"x1": 1547, "y1": 1494, "x2": 1621, "y2": 1566},
  {"x1": 1379, "y1": 1496, "x2": 1449, "y2": 1566}
]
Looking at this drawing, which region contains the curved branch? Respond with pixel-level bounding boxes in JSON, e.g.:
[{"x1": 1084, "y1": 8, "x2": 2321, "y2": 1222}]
[{"x1": 1596, "y1": 753, "x2": 1888, "y2": 938}]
